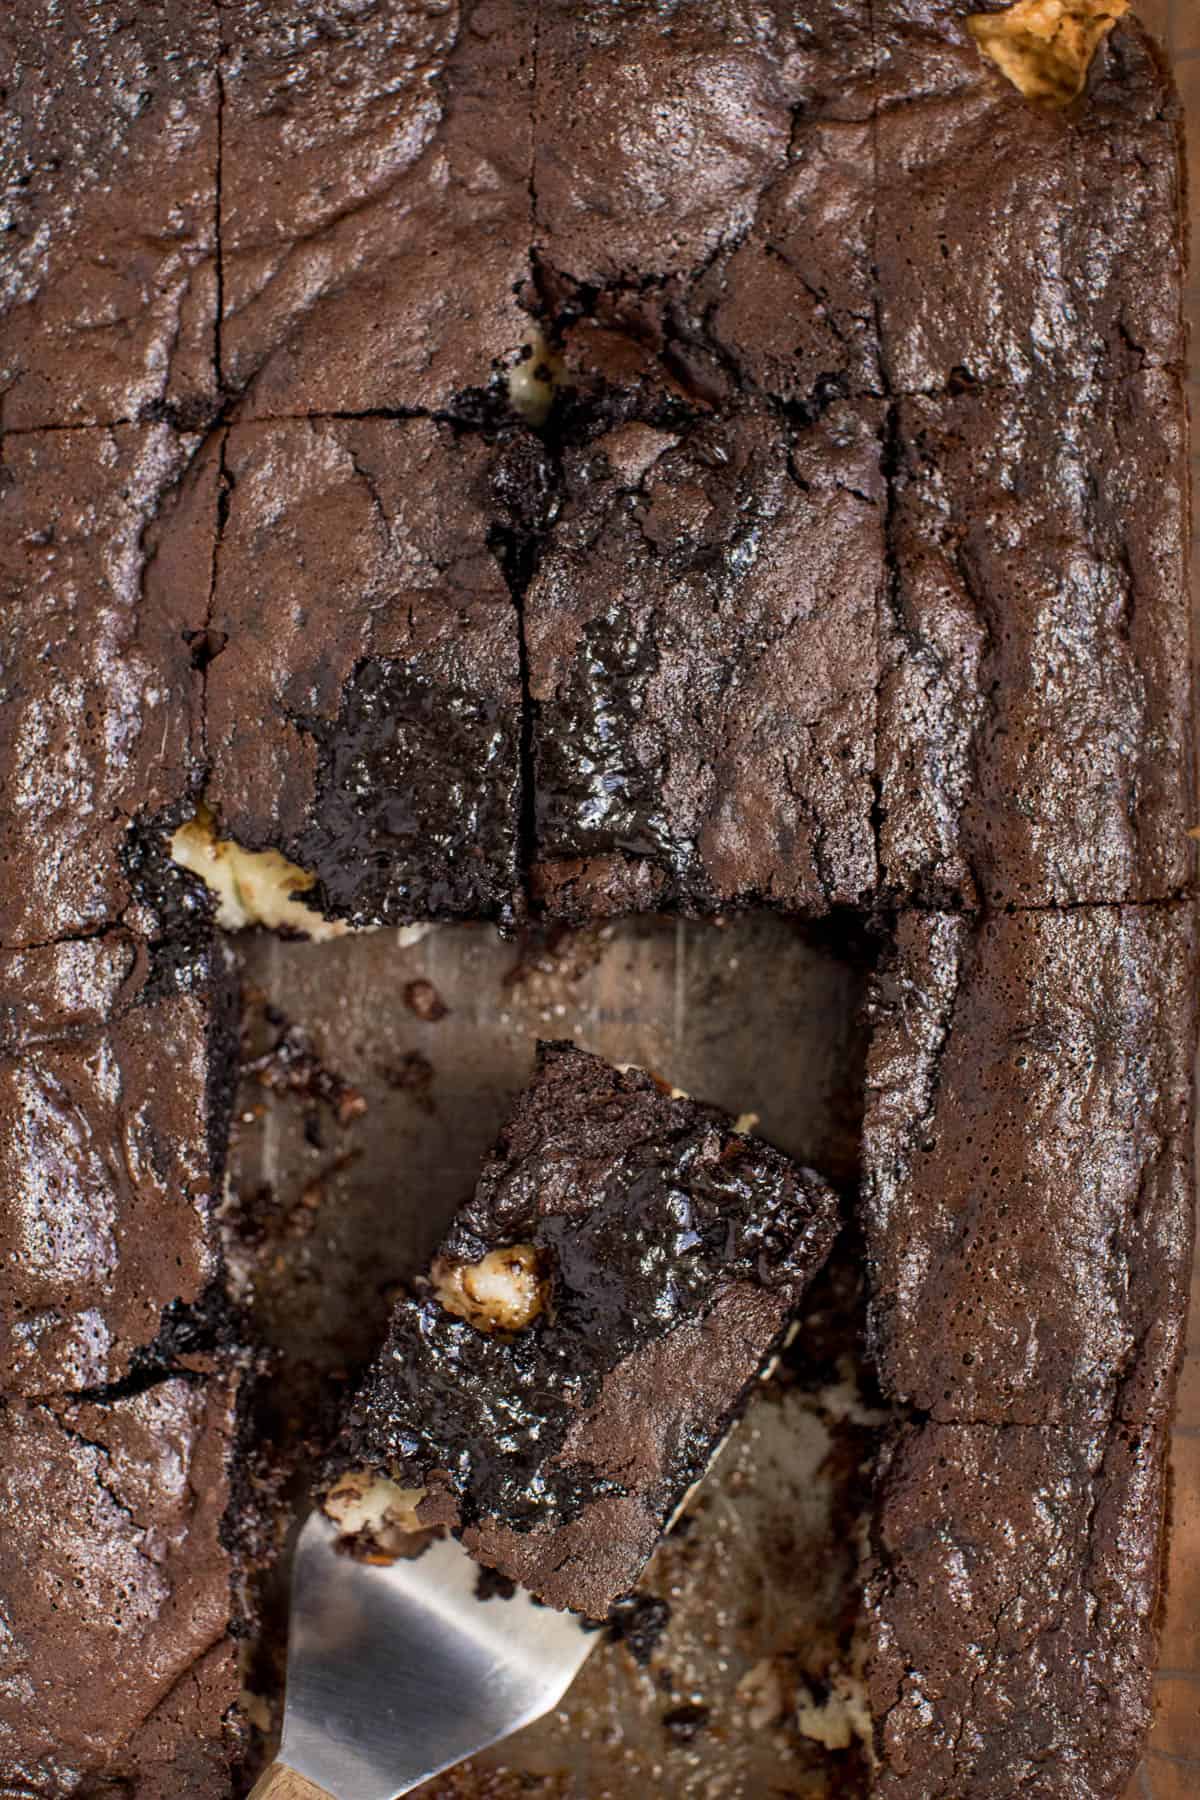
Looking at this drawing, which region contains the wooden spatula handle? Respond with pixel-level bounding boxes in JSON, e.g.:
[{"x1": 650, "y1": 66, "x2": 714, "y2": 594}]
[{"x1": 248, "y1": 1763, "x2": 337, "y2": 1800}]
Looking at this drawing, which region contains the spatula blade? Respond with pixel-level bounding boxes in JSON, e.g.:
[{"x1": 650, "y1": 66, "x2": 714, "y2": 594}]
[{"x1": 276, "y1": 1512, "x2": 596, "y2": 1800}]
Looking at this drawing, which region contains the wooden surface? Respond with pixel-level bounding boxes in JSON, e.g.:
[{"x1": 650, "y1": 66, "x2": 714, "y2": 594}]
[
  {"x1": 248, "y1": 1763, "x2": 335, "y2": 1800},
  {"x1": 1127, "y1": 9, "x2": 1200, "y2": 1798}
]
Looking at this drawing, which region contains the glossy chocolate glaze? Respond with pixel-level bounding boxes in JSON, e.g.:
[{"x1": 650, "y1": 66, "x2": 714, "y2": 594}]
[
  {"x1": 296, "y1": 659, "x2": 520, "y2": 927},
  {"x1": 331, "y1": 1043, "x2": 839, "y2": 1616}
]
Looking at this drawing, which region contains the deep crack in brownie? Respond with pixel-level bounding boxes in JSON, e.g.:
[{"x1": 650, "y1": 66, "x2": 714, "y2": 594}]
[
  {"x1": 324, "y1": 1042, "x2": 841, "y2": 1619},
  {"x1": 0, "y1": 0, "x2": 1194, "y2": 1795}
]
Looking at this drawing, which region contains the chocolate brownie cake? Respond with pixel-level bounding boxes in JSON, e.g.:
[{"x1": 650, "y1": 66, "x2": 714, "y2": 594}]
[
  {"x1": 0, "y1": 1, "x2": 1192, "y2": 1796},
  {"x1": 861, "y1": 905, "x2": 1196, "y2": 1793},
  {"x1": 0, "y1": 1375, "x2": 242, "y2": 1799},
  {"x1": 527, "y1": 400, "x2": 885, "y2": 921},
  {"x1": 323, "y1": 1042, "x2": 840, "y2": 1619}
]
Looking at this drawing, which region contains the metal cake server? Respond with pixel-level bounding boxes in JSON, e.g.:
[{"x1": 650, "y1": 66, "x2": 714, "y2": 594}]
[{"x1": 249, "y1": 1511, "x2": 596, "y2": 1800}]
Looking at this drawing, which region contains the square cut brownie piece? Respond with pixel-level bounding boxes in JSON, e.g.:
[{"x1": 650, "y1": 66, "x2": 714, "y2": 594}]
[
  {"x1": 325, "y1": 1041, "x2": 839, "y2": 1618},
  {"x1": 533, "y1": 0, "x2": 875, "y2": 296},
  {"x1": 865, "y1": 1416, "x2": 1166, "y2": 1799},
  {"x1": 532, "y1": 1, "x2": 878, "y2": 414},
  {"x1": 0, "y1": 1376, "x2": 241, "y2": 1799},
  {"x1": 529, "y1": 403, "x2": 885, "y2": 921},
  {"x1": 220, "y1": 0, "x2": 534, "y2": 418},
  {"x1": 878, "y1": 372, "x2": 1191, "y2": 908},
  {"x1": 873, "y1": 2, "x2": 1184, "y2": 393},
  {"x1": 205, "y1": 417, "x2": 523, "y2": 928},
  {"x1": 0, "y1": 936, "x2": 235, "y2": 1396},
  {"x1": 0, "y1": 1, "x2": 219, "y2": 432},
  {"x1": 862, "y1": 904, "x2": 1195, "y2": 1435}
]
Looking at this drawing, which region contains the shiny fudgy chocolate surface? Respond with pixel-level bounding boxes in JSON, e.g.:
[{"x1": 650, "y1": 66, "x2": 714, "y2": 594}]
[
  {"x1": 296, "y1": 658, "x2": 520, "y2": 927},
  {"x1": 334, "y1": 1042, "x2": 839, "y2": 1617},
  {"x1": 529, "y1": 403, "x2": 884, "y2": 919}
]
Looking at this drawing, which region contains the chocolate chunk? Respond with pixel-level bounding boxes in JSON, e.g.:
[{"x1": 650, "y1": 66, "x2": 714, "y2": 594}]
[
  {"x1": 474, "y1": 1566, "x2": 519, "y2": 1604},
  {"x1": 403, "y1": 979, "x2": 449, "y2": 1022},
  {"x1": 662, "y1": 1703, "x2": 711, "y2": 1743},
  {"x1": 608, "y1": 1593, "x2": 672, "y2": 1667}
]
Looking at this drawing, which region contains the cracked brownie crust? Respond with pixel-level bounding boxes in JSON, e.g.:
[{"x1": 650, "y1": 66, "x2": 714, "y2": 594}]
[
  {"x1": 860, "y1": 904, "x2": 1196, "y2": 1794},
  {"x1": 0, "y1": 1376, "x2": 241, "y2": 1800},
  {"x1": 0, "y1": 0, "x2": 1193, "y2": 1795},
  {"x1": 219, "y1": 0, "x2": 536, "y2": 420},
  {"x1": 529, "y1": 401, "x2": 885, "y2": 918}
]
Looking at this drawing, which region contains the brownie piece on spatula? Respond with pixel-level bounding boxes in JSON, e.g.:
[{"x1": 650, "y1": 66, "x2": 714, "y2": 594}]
[{"x1": 323, "y1": 1041, "x2": 840, "y2": 1619}]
